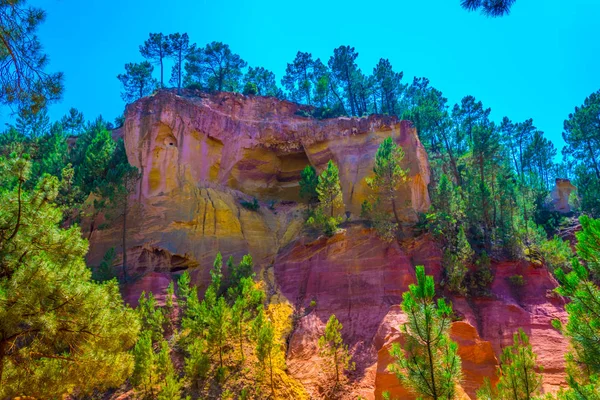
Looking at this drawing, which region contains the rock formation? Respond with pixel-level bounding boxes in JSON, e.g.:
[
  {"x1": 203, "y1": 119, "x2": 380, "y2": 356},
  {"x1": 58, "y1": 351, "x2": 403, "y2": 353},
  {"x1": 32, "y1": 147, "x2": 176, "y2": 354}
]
[
  {"x1": 88, "y1": 90, "x2": 569, "y2": 399},
  {"x1": 551, "y1": 178, "x2": 576, "y2": 213}
]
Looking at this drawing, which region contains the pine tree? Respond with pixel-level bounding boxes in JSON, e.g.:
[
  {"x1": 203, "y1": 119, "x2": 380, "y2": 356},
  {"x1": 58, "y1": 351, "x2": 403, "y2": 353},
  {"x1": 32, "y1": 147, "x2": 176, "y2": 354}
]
[
  {"x1": 318, "y1": 315, "x2": 354, "y2": 385},
  {"x1": 184, "y1": 337, "x2": 210, "y2": 390},
  {"x1": 117, "y1": 61, "x2": 157, "y2": 103},
  {"x1": 230, "y1": 276, "x2": 265, "y2": 363},
  {"x1": 493, "y1": 329, "x2": 543, "y2": 400},
  {"x1": 255, "y1": 310, "x2": 276, "y2": 394},
  {"x1": 460, "y1": 0, "x2": 517, "y2": 17},
  {"x1": 0, "y1": 0, "x2": 64, "y2": 115},
  {"x1": 244, "y1": 66, "x2": 280, "y2": 97},
  {"x1": 316, "y1": 160, "x2": 344, "y2": 219},
  {"x1": 328, "y1": 46, "x2": 360, "y2": 116},
  {"x1": 389, "y1": 265, "x2": 462, "y2": 400},
  {"x1": 139, "y1": 33, "x2": 172, "y2": 87},
  {"x1": 207, "y1": 296, "x2": 230, "y2": 370},
  {"x1": 137, "y1": 291, "x2": 165, "y2": 342},
  {"x1": 132, "y1": 330, "x2": 156, "y2": 396},
  {"x1": 299, "y1": 165, "x2": 319, "y2": 205},
  {"x1": 365, "y1": 136, "x2": 408, "y2": 236},
  {"x1": 553, "y1": 216, "x2": 600, "y2": 394},
  {"x1": 282, "y1": 51, "x2": 314, "y2": 104},
  {"x1": 60, "y1": 107, "x2": 85, "y2": 136},
  {"x1": 311, "y1": 160, "x2": 344, "y2": 235},
  {"x1": 167, "y1": 33, "x2": 194, "y2": 94},
  {"x1": 0, "y1": 155, "x2": 139, "y2": 399},
  {"x1": 185, "y1": 41, "x2": 246, "y2": 92}
]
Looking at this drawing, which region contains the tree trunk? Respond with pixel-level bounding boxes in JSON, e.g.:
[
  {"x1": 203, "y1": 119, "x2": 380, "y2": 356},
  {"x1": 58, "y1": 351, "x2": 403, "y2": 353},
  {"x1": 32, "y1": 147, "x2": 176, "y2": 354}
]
[{"x1": 160, "y1": 55, "x2": 164, "y2": 87}]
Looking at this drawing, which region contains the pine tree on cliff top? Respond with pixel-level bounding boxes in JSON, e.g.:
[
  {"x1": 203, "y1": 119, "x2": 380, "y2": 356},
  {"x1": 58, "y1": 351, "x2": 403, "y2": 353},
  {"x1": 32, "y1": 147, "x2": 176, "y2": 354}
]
[
  {"x1": 0, "y1": 155, "x2": 139, "y2": 399},
  {"x1": 389, "y1": 265, "x2": 462, "y2": 400},
  {"x1": 117, "y1": 61, "x2": 157, "y2": 103},
  {"x1": 139, "y1": 33, "x2": 172, "y2": 88}
]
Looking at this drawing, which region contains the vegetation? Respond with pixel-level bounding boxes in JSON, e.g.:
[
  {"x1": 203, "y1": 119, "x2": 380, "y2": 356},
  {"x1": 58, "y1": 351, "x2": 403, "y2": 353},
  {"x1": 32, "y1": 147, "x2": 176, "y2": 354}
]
[
  {"x1": 0, "y1": 155, "x2": 139, "y2": 398},
  {"x1": 389, "y1": 266, "x2": 462, "y2": 400},
  {"x1": 307, "y1": 160, "x2": 345, "y2": 236},
  {"x1": 363, "y1": 136, "x2": 408, "y2": 240},
  {"x1": 0, "y1": 0, "x2": 64, "y2": 115},
  {"x1": 318, "y1": 314, "x2": 354, "y2": 386},
  {"x1": 476, "y1": 329, "x2": 543, "y2": 400},
  {"x1": 4, "y1": 1, "x2": 600, "y2": 399}
]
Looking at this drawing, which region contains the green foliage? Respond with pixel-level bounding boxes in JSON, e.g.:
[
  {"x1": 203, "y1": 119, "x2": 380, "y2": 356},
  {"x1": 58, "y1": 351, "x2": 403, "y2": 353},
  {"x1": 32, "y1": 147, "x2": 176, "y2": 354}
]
[
  {"x1": 168, "y1": 33, "x2": 194, "y2": 93},
  {"x1": 94, "y1": 247, "x2": 116, "y2": 281},
  {"x1": 316, "y1": 160, "x2": 344, "y2": 218},
  {"x1": 442, "y1": 226, "x2": 472, "y2": 295},
  {"x1": 553, "y1": 216, "x2": 600, "y2": 393},
  {"x1": 465, "y1": 251, "x2": 495, "y2": 297},
  {"x1": 493, "y1": 329, "x2": 543, "y2": 400},
  {"x1": 242, "y1": 81, "x2": 258, "y2": 95},
  {"x1": 318, "y1": 315, "x2": 354, "y2": 385},
  {"x1": 299, "y1": 165, "x2": 319, "y2": 205},
  {"x1": 207, "y1": 296, "x2": 230, "y2": 369},
  {"x1": 255, "y1": 311, "x2": 276, "y2": 393},
  {"x1": 184, "y1": 337, "x2": 210, "y2": 389},
  {"x1": 364, "y1": 137, "x2": 407, "y2": 239},
  {"x1": 563, "y1": 90, "x2": 600, "y2": 217},
  {"x1": 389, "y1": 266, "x2": 462, "y2": 400},
  {"x1": 0, "y1": 155, "x2": 139, "y2": 399},
  {"x1": 139, "y1": 33, "x2": 172, "y2": 87},
  {"x1": 282, "y1": 51, "x2": 315, "y2": 105},
  {"x1": 132, "y1": 330, "x2": 156, "y2": 394},
  {"x1": 241, "y1": 197, "x2": 260, "y2": 211},
  {"x1": 243, "y1": 66, "x2": 281, "y2": 97},
  {"x1": 117, "y1": 61, "x2": 157, "y2": 103},
  {"x1": 185, "y1": 41, "x2": 246, "y2": 92},
  {"x1": 539, "y1": 235, "x2": 573, "y2": 273},
  {"x1": 227, "y1": 254, "x2": 255, "y2": 292},
  {"x1": 137, "y1": 291, "x2": 165, "y2": 342},
  {"x1": 0, "y1": 0, "x2": 64, "y2": 115},
  {"x1": 508, "y1": 274, "x2": 526, "y2": 288}
]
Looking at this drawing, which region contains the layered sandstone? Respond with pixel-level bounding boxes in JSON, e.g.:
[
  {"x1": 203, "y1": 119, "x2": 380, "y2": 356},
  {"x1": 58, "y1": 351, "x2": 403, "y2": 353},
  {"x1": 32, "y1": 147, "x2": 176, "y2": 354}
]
[
  {"x1": 275, "y1": 226, "x2": 568, "y2": 399},
  {"x1": 122, "y1": 90, "x2": 430, "y2": 219},
  {"x1": 87, "y1": 90, "x2": 569, "y2": 399}
]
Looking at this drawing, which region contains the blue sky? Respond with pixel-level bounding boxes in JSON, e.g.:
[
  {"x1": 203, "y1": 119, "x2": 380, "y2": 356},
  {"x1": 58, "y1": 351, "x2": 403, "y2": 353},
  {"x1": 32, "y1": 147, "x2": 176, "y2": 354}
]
[{"x1": 4, "y1": 0, "x2": 600, "y2": 152}]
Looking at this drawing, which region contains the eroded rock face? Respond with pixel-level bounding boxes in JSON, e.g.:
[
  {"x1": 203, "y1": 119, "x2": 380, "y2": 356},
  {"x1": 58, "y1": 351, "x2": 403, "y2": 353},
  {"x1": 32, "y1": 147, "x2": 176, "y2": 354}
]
[
  {"x1": 275, "y1": 226, "x2": 568, "y2": 399},
  {"x1": 87, "y1": 91, "x2": 569, "y2": 399},
  {"x1": 123, "y1": 90, "x2": 430, "y2": 220}
]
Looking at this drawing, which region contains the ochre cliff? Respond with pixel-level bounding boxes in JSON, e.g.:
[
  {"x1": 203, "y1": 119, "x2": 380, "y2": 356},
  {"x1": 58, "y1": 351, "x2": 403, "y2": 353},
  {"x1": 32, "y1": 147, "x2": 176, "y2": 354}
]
[{"x1": 88, "y1": 90, "x2": 568, "y2": 399}]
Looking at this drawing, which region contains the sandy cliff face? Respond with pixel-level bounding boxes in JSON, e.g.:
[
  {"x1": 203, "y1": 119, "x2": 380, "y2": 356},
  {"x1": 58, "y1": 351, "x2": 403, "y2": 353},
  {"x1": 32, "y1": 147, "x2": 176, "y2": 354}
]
[
  {"x1": 89, "y1": 90, "x2": 568, "y2": 399},
  {"x1": 122, "y1": 90, "x2": 430, "y2": 218}
]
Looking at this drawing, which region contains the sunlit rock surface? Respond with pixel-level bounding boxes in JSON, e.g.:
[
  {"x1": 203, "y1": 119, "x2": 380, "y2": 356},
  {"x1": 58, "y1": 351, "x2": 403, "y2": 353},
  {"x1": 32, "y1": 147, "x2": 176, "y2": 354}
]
[{"x1": 86, "y1": 91, "x2": 568, "y2": 399}]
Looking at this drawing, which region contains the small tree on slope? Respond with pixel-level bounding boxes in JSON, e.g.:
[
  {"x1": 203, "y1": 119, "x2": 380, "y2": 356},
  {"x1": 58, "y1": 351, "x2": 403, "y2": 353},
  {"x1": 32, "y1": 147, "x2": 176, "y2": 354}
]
[{"x1": 389, "y1": 265, "x2": 462, "y2": 400}]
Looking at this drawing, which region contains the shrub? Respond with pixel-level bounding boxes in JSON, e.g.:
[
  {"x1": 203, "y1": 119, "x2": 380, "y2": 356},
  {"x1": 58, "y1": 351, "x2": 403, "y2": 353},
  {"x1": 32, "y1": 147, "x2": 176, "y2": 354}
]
[
  {"x1": 508, "y1": 274, "x2": 526, "y2": 287},
  {"x1": 242, "y1": 82, "x2": 258, "y2": 96}
]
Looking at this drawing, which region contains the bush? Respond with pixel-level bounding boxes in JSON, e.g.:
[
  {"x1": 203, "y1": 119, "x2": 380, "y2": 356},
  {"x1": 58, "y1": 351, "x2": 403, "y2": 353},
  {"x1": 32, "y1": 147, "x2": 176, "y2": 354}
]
[
  {"x1": 466, "y1": 251, "x2": 494, "y2": 297},
  {"x1": 508, "y1": 274, "x2": 526, "y2": 287},
  {"x1": 540, "y1": 235, "x2": 573, "y2": 273},
  {"x1": 240, "y1": 197, "x2": 259, "y2": 211},
  {"x1": 306, "y1": 209, "x2": 340, "y2": 237},
  {"x1": 242, "y1": 82, "x2": 258, "y2": 96},
  {"x1": 186, "y1": 82, "x2": 203, "y2": 91}
]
